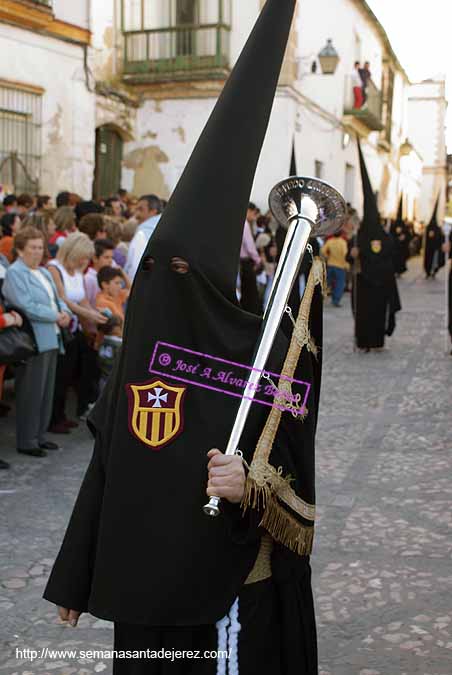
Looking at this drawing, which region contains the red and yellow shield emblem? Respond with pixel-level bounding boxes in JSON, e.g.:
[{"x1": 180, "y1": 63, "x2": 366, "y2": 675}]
[
  {"x1": 126, "y1": 379, "x2": 186, "y2": 450},
  {"x1": 370, "y1": 239, "x2": 382, "y2": 254}
]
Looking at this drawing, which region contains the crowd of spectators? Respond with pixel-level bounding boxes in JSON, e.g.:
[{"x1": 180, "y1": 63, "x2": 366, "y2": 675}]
[
  {"x1": 0, "y1": 189, "x2": 162, "y2": 469},
  {"x1": 0, "y1": 187, "x2": 426, "y2": 470}
]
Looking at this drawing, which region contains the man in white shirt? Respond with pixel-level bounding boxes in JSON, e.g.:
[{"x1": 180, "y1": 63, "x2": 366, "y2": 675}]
[
  {"x1": 351, "y1": 61, "x2": 363, "y2": 109},
  {"x1": 124, "y1": 195, "x2": 162, "y2": 280}
]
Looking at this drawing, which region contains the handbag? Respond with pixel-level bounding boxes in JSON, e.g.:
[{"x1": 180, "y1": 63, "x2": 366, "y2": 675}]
[
  {"x1": 0, "y1": 325, "x2": 37, "y2": 364},
  {"x1": 60, "y1": 326, "x2": 75, "y2": 349}
]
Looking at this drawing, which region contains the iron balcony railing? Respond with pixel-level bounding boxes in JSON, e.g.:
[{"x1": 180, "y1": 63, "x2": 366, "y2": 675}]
[
  {"x1": 343, "y1": 76, "x2": 384, "y2": 132},
  {"x1": 123, "y1": 23, "x2": 231, "y2": 82}
]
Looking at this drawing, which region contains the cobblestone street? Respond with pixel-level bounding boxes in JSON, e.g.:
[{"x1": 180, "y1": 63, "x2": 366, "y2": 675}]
[{"x1": 0, "y1": 257, "x2": 451, "y2": 675}]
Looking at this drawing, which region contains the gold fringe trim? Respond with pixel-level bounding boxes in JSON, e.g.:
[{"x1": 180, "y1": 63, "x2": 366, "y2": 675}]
[
  {"x1": 243, "y1": 478, "x2": 315, "y2": 555},
  {"x1": 260, "y1": 495, "x2": 314, "y2": 556}
]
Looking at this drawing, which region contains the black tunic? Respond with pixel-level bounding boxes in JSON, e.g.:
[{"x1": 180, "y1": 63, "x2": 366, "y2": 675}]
[{"x1": 112, "y1": 553, "x2": 317, "y2": 675}]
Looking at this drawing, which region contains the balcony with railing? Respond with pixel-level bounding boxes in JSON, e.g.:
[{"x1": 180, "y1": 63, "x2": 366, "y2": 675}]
[
  {"x1": 343, "y1": 76, "x2": 384, "y2": 132},
  {"x1": 123, "y1": 24, "x2": 230, "y2": 83},
  {"x1": 121, "y1": 1, "x2": 231, "y2": 84}
]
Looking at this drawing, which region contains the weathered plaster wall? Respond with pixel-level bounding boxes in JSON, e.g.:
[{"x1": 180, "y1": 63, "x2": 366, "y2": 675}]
[
  {"x1": 121, "y1": 97, "x2": 215, "y2": 199},
  {"x1": 0, "y1": 22, "x2": 96, "y2": 197}
]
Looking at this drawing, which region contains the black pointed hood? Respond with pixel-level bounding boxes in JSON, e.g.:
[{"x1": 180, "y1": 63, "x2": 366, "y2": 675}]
[
  {"x1": 424, "y1": 193, "x2": 444, "y2": 275},
  {"x1": 290, "y1": 137, "x2": 297, "y2": 176},
  {"x1": 357, "y1": 139, "x2": 384, "y2": 240},
  {"x1": 276, "y1": 136, "x2": 298, "y2": 252},
  {"x1": 428, "y1": 194, "x2": 440, "y2": 229},
  {"x1": 148, "y1": 0, "x2": 297, "y2": 302},
  {"x1": 395, "y1": 195, "x2": 403, "y2": 225}
]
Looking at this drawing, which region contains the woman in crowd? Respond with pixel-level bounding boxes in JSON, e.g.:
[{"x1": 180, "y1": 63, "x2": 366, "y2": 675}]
[
  {"x1": 0, "y1": 213, "x2": 21, "y2": 262},
  {"x1": 22, "y1": 213, "x2": 55, "y2": 264},
  {"x1": 48, "y1": 233, "x2": 107, "y2": 432},
  {"x1": 2, "y1": 227, "x2": 71, "y2": 458},
  {"x1": 50, "y1": 206, "x2": 78, "y2": 251}
]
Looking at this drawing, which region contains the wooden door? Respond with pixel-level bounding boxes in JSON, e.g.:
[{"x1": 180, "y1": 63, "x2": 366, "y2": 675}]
[{"x1": 93, "y1": 126, "x2": 123, "y2": 200}]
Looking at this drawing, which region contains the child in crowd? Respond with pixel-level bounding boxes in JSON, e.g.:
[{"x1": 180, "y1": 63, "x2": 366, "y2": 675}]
[
  {"x1": 84, "y1": 239, "x2": 131, "y2": 308},
  {"x1": 95, "y1": 267, "x2": 129, "y2": 322},
  {"x1": 97, "y1": 315, "x2": 123, "y2": 391},
  {"x1": 0, "y1": 213, "x2": 21, "y2": 262},
  {"x1": 103, "y1": 217, "x2": 127, "y2": 268}
]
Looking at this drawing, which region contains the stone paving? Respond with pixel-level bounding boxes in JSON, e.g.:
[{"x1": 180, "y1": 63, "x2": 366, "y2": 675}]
[{"x1": 0, "y1": 257, "x2": 451, "y2": 675}]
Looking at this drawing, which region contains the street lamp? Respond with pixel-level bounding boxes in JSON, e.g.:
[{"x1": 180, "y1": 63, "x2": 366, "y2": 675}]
[
  {"x1": 318, "y1": 39, "x2": 340, "y2": 75},
  {"x1": 400, "y1": 138, "x2": 414, "y2": 156}
]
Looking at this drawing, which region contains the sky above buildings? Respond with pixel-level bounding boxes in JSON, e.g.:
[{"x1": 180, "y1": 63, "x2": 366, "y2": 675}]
[{"x1": 367, "y1": 0, "x2": 451, "y2": 150}]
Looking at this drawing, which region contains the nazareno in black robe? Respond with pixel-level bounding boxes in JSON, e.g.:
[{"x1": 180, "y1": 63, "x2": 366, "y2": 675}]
[
  {"x1": 424, "y1": 222, "x2": 445, "y2": 277},
  {"x1": 390, "y1": 197, "x2": 410, "y2": 275},
  {"x1": 390, "y1": 221, "x2": 411, "y2": 275},
  {"x1": 43, "y1": 0, "x2": 319, "y2": 673},
  {"x1": 424, "y1": 196, "x2": 445, "y2": 278},
  {"x1": 355, "y1": 232, "x2": 401, "y2": 349},
  {"x1": 354, "y1": 141, "x2": 401, "y2": 349}
]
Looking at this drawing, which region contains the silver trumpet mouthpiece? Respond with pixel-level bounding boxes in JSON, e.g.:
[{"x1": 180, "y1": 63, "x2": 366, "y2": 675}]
[
  {"x1": 203, "y1": 497, "x2": 221, "y2": 517},
  {"x1": 269, "y1": 176, "x2": 347, "y2": 237}
]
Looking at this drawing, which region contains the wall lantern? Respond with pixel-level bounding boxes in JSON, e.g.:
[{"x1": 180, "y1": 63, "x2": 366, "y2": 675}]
[{"x1": 318, "y1": 39, "x2": 340, "y2": 75}]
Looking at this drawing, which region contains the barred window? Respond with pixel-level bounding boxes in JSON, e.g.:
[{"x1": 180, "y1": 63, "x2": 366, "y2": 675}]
[{"x1": 0, "y1": 83, "x2": 42, "y2": 195}]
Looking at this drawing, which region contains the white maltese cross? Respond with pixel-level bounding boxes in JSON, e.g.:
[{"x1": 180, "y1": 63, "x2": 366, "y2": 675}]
[{"x1": 147, "y1": 387, "x2": 168, "y2": 408}]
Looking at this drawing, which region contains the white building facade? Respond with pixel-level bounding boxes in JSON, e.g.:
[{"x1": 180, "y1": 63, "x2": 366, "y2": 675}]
[
  {"x1": 408, "y1": 79, "x2": 448, "y2": 223},
  {"x1": 1, "y1": 0, "x2": 442, "y2": 221},
  {"x1": 0, "y1": 0, "x2": 95, "y2": 198},
  {"x1": 89, "y1": 0, "x2": 426, "y2": 222}
]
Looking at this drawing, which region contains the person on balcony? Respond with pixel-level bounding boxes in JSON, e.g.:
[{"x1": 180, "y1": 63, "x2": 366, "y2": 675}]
[
  {"x1": 359, "y1": 61, "x2": 372, "y2": 106},
  {"x1": 352, "y1": 61, "x2": 363, "y2": 109}
]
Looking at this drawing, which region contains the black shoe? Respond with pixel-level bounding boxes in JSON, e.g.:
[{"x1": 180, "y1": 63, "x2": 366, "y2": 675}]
[
  {"x1": 17, "y1": 448, "x2": 47, "y2": 458},
  {"x1": 0, "y1": 401, "x2": 11, "y2": 417},
  {"x1": 39, "y1": 441, "x2": 60, "y2": 451},
  {"x1": 0, "y1": 459, "x2": 10, "y2": 470}
]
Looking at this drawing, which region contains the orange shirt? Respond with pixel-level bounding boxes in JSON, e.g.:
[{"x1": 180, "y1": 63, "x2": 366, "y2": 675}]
[
  {"x1": 0, "y1": 236, "x2": 14, "y2": 262},
  {"x1": 95, "y1": 289, "x2": 129, "y2": 321}
]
